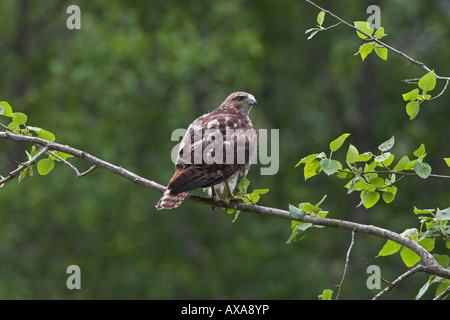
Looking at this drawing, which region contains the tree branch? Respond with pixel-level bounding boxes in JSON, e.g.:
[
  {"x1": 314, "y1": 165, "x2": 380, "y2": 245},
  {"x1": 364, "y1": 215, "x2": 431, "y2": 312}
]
[
  {"x1": 337, "y1": 168, "x2": 450, "y2": 180},
  {"x1": 304, "y1": 0, "x2": 450, "y2": 81},
  {"x1": 1, "y1": 130, "x2": 449, "y2": 281}
]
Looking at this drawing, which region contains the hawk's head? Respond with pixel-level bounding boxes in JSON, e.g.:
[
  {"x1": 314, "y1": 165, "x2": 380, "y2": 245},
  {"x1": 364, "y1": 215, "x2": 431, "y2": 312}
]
[{"x1": 225, "y1": 91, "x2": 258, "y2": 115}]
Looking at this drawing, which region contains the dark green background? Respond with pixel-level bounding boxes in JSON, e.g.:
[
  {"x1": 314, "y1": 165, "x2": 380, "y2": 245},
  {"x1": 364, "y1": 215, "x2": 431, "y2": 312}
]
[{"x1": 0, "y1": 0, "x2": 449, "y2": 299}]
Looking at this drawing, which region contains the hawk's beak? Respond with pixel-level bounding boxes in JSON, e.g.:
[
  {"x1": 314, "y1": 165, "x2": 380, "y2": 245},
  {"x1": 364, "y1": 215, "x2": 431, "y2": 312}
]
[{"x1": 249, "y1": 99, "x2": 258, "y2": 107}]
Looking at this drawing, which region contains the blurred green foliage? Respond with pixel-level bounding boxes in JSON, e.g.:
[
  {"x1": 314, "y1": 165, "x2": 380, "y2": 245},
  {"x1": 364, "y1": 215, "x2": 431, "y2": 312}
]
[{"x1": 0, "y1": 0, "x2": 449, "y2": 299}]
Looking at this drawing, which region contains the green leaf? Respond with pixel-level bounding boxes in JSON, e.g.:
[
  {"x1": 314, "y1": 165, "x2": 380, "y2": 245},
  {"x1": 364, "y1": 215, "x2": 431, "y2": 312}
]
[
  {"x1": 289, "y1": 204, "x2": 306, "y2": 220},
  {"x1": 320, "y1": 159, "x2": 340, "y2": 176},
  {"x1": 357, "y1": 152, "x2": 373, "y2": 162},
  {"x1": 378, "y1": 153, "x2": 394, "y2": 167},
  {"x1": 436, "y1": 208, "x2": 450, "y2": 221},
  {"x1": 444, "y1": 158, "x2": 450, "y2": 168},
  {"x1": 7, "y1": 122, "x2": 20, "y2": 133},
  {"x1": 414, "y1": 162, "x2": 431, "y2": 179},
  {"x1": 400, "y1": 246, "x2": 420, "y2": 267},
  {"x1": 393, "y1": 156, "x2": 410, "y2": 171},
  {"x1": 0, "y1": 101, "x2": 13, "y2": 117},
  {"x1": 402, "y1": 88, "x2": 420, "y2": 101},
  {"x1": 363, "y1": 190, "x2": 380, "y2": 209},
  {"x1": 318, "y1": 289, "x2": 333, "y2": 300},
  {"x1": 12, "y1": 112, "x2": 27, "y2": 125},
  {"x1": 354, "y1": 178, "x2": 367, "y2": 191},
  {"x1": 406, "y1": 101, "x2": 420, "y2": 120},
  {"x1": 304, "y1": 159, "x2": 321, "y2": 180},
  {"x1": 413, "y1": 207, "x2": 435, "y2": 215},
  {"x1": 413, "y1": 144, "x2": 426, "y2": 157},
  {"x1": 305, "y1": 27, "x2": 319, "y2": 35},
  {"x1": 337, "y1": 169, "x2": 353, "y2": 179},
  {"x1": 401, "y1": 228, "x2": 418, "y2": 237},
  {"x1": 27, "y1": 126, "x2": 41, "y2": 134},
  {"x1": 354, "y1": 21, "x2": 374, "y2": 39},
  {"x1": 248, "y1": 193, "x2": 260, "y2": 203},
  {"x1": 357, "y1": 43, "x2": 374, "y2": 61},
  {"x1": 238, "y1": 178, "x2": 250, "y2": 192},
  {"x1": 374, "y1": 46, "x2": 388, "y2": 60},
  {"x1": 374, "y1": 152, "x2": 391, "y2": 163},
  {"x1": 369, "y1": 177, "x2": 384, "y2": 188},
  {"x1": 418, "y1": 70, "x2": 436, "y2": 91},
  {"x1": 382, "y1": 190, "x2": 395, "y2": 204},
  {"x1": 433, "y1": 254, "x2": 450, "y2": 268},
  {"x1": 252, "y1": 189, "x2": 269, "y2": 195},
  {"x1": 436, "y1": 280, "x2": 450, "y2": 299},
  {"x1": 374, "y1": 27, "x2": 387, "y2": 39},
  {"x1": 329, "y1": 133, "x2": 350, "y2": 152},
  {"x1": 378, "y1": 239, "x2": 401, "y2": 256},
  {"x1": 307, "y1": 29, "x2": 320, "y2": 40},
  {"x1": 50, "y1": 151, "x2": 74, "y2": 161},
  {"x1": 419, "y1": 237, "x2": 435, "y2": 252},
  {"x1": 416, "y1": 277, "x2": 433, "y2": 300},
  {"x1": 37, "y1": 159, "x2": 55, "y2": 175},
  {"x1": 317, "y1": 11, "x2": 325, "y2": 26},
  {"x1": 18, "y1": 166, "x2": 28, "y2": 182},
  {"x1": 364, "y1": 161, "x2": 377, "y2": 172},
  {"x1": 300, "y1": 202, "x2": 321, "y2": 214},
  {"x1": 37, "y1": 129, "x2": 55, "y2": 142},
  {"x1": 378, "y1": 136, "x2": 395, "y2": 152},
  {"x1": 286, "y1": 220, "x2": 312, "y2": 244},
  {"x1": 296, "y1": 154, "x2": 317, "y2": 167},
  {"x1": 346, "y1": 144, "x2": 359, "y2": 163},
  {"x1": 315, "y1": 195, "x2": 327, "y2": 207}
]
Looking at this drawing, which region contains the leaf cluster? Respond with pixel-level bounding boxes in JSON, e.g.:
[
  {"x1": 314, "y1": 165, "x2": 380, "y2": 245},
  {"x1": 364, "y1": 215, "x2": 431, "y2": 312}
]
[
  {"x1": 286, "y1": 195, "x2": 328, "y2": 243},
  {"x1": 402, "y1": 70, "x2": 437, "y2": 120},
  {"x1": 296, "y1": 134, "x2": 445, "y2": 209},
  {"x1": 225, "y1": 179, "x2": 269, "y2": 222},
  {"x1": 0, "y1": 101, "x2": 72, "y2": 180},
  {"x1": 304, "y1": 11, "x2": 327, "y2": 40},
  {"x1": 353, "y1": 21, "x2": 388, "y2": 61}
]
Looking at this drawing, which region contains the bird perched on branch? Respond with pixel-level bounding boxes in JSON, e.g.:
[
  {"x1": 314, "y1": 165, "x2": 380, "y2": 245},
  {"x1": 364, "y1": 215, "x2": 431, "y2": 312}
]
[{"x1": 156, "y1": 91, "x2": 259, "y2": 210}]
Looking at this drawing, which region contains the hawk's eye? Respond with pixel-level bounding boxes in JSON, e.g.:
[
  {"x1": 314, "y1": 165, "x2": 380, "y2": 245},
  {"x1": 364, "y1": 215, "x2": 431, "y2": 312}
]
[{"x1": 236, "y1": 96, "x2": 245, "y2": 102}]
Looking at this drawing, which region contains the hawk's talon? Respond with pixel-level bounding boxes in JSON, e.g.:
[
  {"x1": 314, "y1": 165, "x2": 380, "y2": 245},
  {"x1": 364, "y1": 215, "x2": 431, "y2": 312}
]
[
  {"x1": 211, "y1": 187, "x2": 220, "y2": 209},
  {"x1": 224, "y1": 195, "x2": 244, "y2": 206}
]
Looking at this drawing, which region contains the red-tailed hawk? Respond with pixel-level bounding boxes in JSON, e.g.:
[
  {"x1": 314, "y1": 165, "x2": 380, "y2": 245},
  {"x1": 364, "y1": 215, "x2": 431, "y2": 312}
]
[{"x1": 156, "y1": 91, "x2": 259, "y2": 210}]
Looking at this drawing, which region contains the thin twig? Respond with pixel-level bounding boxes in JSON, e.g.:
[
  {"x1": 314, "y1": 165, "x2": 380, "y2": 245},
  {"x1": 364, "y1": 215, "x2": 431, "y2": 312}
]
[
  {"x1": 363, "y1": 256, "x2": 392, "y2": 285},
  {"x1": 428, "y1": 79, "x2": 450, "y2": 101},
  {"x1": 335, "y1": 230, "x2": 356, "y2": 299},
  {"x1": 372, "y1": 265, "x2": 426, "y2": 300},
  {"x1": 0, "y1": 146, "x2": 49, "y2": 185},
  {"x1": 433, "y1": 284, "x2": 450, "y2": 300},
  {"x1": 338, "y1": 168, "x2": 450, "y2": 180},
  {"x1": 46, "y1": 150, "x2": 97, "y2": 178},
  {"x1": 0, "y1": 122, "x2": 14, "y2": 133},
  {"x1": 322, "y1": 21, "x2": 342, "y2": 31},
  {"x1": 365, "y1": 170, "x2": 450, "y2": 179}
]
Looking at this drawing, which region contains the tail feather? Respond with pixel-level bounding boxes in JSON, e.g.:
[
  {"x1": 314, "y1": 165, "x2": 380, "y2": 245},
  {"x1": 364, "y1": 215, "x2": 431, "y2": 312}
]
[{"x1": 156, "y1": 188, "x2": 188, "y2": 210}]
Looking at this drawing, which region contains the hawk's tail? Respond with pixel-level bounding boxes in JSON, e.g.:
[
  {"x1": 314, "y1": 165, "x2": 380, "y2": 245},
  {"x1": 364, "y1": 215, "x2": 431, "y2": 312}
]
[{"x1": 156, "y1": 189, "x2": 188, "y2": 210}]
